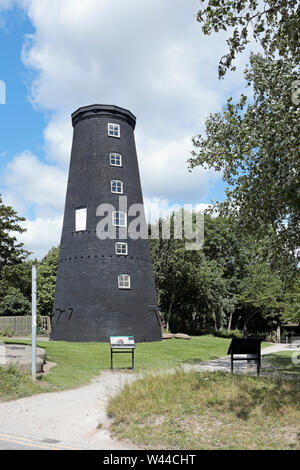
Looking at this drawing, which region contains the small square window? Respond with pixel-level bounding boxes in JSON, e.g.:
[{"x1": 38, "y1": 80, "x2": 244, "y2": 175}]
[
  {"x1": 108, "y1": 123, "x2": 120, "y2": 138},
  {"x1": 115, "y1": 242, "x2": 128, "y2": 255},
  {"x1": 118, "y1": 274, "x2": 130, "y2": 289},
  {"x1": 112, "y1": 211, "x2": 127, "y2": 227},
  {"x1": 110, "y1": 153, "x2": 122, "y2": 166},
  {"x1": 111, "y1": 179, "x2": 123, "y2": 194}
]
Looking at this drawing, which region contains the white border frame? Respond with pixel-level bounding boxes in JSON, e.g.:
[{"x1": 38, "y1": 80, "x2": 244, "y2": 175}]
[
  {"x1": 109, "y1": 152, "x2": 122, "y2": 167},
  {"x1": 115, "y1": 242, "x2": 128, "y2": 255},
  {"x1": 111, "y1": 179, "x2": 123, "y2": 194},
  {"x1": 112, "y1": 211, "x2": 127, "y2": 227},
  {"x1": 108, "y1": 123, "x2": 120, "y2": 138},
  {"x1": 118, "y1": 274, "x2": 131, "y2": 289}
]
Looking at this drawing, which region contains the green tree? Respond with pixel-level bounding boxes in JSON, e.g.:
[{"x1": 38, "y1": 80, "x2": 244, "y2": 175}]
[
  {"x1": 282, "y1": 276, "x2": 300, "y2": 323},
  {"x1": 237, "y1": 262, "x2": 284, "y2": 331},
  {"x1": 150, "y1": 211, "x2": 292, "y2": 335},
  {"x1": 1, "y1": 260, "x2": 33, "y2": 302},
  {"x1": 0, "y1": 286, "x2": 31, "y2": 316},
  {"x1": 37, "y1": 246, "x2": 59, "y2": 317},
  {"x1": 0, "y1": 195, "x2": 29, "y2": 270},
  {"x1": 189, "y1": 54, "x2": 300, "y2": 254},
  {"x1": 150, "y1": 213, "x2": 228, "y2": 334},
  {"x1": 197, "y1": 0, "x2": 300, "y2": 77}
]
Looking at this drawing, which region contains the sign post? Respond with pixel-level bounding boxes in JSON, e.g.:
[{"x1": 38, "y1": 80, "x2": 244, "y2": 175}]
[
  {"x1": 227, "y1": 338, "x2": 262, "y2": 376},
  {"x1": 31, "y1": 264, "x2": 37, "y2": 381},
  {"x1": 110, "y1": 336, "x2": 135, "y2": 370}
]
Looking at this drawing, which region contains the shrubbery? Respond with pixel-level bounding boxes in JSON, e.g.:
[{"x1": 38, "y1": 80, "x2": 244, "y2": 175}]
[
  {"x1": 0, "y1": 328, "x2": 15, "y2": 337},
  {"x1": 0, "y1": 287, "x2": 31, "y2": 316},
  {"x1": 212, "y1": 329, "x2": 243, "y2": 339}
]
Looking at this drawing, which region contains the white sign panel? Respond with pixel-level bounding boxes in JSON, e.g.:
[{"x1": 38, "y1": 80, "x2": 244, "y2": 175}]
[{"x1": 110, "y1": 336, "x2": 135, "y2": 348}]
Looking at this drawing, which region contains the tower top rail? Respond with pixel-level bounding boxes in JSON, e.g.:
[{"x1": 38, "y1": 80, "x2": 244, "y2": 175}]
[{"x1": 71, "y1": 104, "x2": 136, "y2": 129}]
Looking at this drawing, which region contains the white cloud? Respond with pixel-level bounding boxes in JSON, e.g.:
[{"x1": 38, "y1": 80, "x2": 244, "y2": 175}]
[
  {"x1": 2, "y1": 151, "x2": 67, "y2": 217},
  {"x1": 144, "y1": 197, "x2": 211, "y2": 225},
  {"x1": 144, "y1": 197, "x2": 182, "y2": 224},
  {"x1": 18, "y1": 216, "x2": 63, "y2": 259},
  {"x1": 3, "y1": 0, "x2": 257, "y2": 257},
  {"x1": 0, "y1": 0, "x2": 14, "y2": 27},
  {"x1": 43, "y1": 113, "x2": 73, "y2": 167},
  {"x1": 0, "y1": 0, "x2": 13, "y2": 10},
  {"x1": 138, "y1": 135, "x2": 220, "y2": 202}
]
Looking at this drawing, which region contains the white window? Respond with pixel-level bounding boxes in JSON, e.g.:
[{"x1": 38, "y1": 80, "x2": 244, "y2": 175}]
[
  {"x1": 112, "y1": 211, "x2": 127, "y2": 227},
  {"x1": 108, "y1": 123, "x2": 120, "y2": 138},
  {"x1": 118, "y1": 274, "x2": 130, "y2": 289},
  {"x1": 75, "y1": 207, "x2": 87, "y2": 231},
  {"x1": 110, "y1": 152, "x2": 122, "y2": 167},
  {"x1": 115, "y1": 242, "x2": 128, "y2": 255},
  {"x1": 111, "y1": 179, "x2": 123, "y2": 194}
]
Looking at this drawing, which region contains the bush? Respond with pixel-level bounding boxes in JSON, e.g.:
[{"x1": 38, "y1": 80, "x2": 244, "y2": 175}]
[
  {"x1": 213, "y1": 329, "x2": 274, "y2": 341},
  {"x1": 213, "y1": 329, "x2": 243, "y2": 339},
  {"x1": 0, "y1": 328, "x2": 15, "y2": 337},
  {"x1": 242, "y1": 331, "x2": 269, "y2": 341},
  {"x1": 0, "y1": 287, "x2": 31, "y2": 316}
]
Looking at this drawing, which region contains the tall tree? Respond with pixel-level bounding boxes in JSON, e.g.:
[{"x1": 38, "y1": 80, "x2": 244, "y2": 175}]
[
  {"x1": 37, "y1": 246, "x2": 59, "y2": 317},
  {"x1": 237, "y1": 262, "x2": 284, "y2": 331},
  {"x1": 197, "y1": 0, "x2": 300, "y2": 77},
  {"x1": 150, "y1": 212, "x2": 291, "y2": 334},
  {"x1": 0, "y1": 286, "x2": 31, "y2": 316},
  {"x1": 282, "y1": 276, "x2": 300, "y2": 323},
  {"x1": 0, "y1": 196, "x2": 29, "y2": 270},
  {"x1": 1, "y1": 261, "x2": 33, "y2": 302},
  {"x1": 189, "y1": 54, "x2": 300, "y2": 255},
  {"x1": 150, "y1": 213, "x2": 229, "y2": 334}
]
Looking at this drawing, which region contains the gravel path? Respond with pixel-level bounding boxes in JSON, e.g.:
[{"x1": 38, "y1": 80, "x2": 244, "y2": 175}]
[
  {"x1": 0, "y1": 370, "x2": 138, "y2": 450},
  {"x1": 0, "y1": 342, "x2": 297, "y2": 449},
  {"x1": 182, "y1": 343, "x2": 300, "y2": 374}
]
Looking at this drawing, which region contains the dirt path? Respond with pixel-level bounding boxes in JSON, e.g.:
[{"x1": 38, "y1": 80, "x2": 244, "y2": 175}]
[{"x1": 0, "y1": 370, "x2": 138, "y2": 450}]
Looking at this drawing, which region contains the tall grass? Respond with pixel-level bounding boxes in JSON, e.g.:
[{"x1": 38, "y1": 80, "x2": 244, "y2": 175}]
[
  {"x1": 0, "y1": 365, "x2": 52, "y2": 401},
  {"x1": 107, "y1": 370, "x2": 300, "y2": 450}
]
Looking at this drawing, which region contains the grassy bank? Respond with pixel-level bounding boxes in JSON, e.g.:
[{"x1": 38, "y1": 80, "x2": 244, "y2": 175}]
[
  {"x1": 0, "y1": 365, "x2": 53, "y2": 401},
  {"x1": 0, "y1": 335, "x2": 231, "y2": 397},
  {"x1": 107, "y1": 370, "x2": 300, "y2": 450}
]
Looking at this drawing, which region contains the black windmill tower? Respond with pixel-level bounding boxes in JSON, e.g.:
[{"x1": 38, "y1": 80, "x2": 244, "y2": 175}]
[{"x1": 51, "y1": 104, "x2": 162, "y2": 342}]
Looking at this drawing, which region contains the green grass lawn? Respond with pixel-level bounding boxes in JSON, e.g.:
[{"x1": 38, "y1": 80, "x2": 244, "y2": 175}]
[
  {"x1": 107, "y1": 370, "x2": 300, "y2": 450},
  {"x1": 0, "y1": 335, "x2": 231, "y2": 397}
]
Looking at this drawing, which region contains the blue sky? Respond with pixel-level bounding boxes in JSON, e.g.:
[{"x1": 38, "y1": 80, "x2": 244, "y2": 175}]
[
  {"x1": 0, "y1": 0, "x2": 250, "y2": 259},
  {"x1": 0, "y1": 7, "x2": 44, "y2": 164}
]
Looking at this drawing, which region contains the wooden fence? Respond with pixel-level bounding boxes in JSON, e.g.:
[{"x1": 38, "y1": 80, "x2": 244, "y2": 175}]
[{"x1": 0, "y1": 316, "x2": 51, "y2": 336}]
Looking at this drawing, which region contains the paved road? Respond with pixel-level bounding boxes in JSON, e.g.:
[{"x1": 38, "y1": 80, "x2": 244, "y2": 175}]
[{"x1": 0, "y1": 432, "x2": 84, "y2": 450}]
